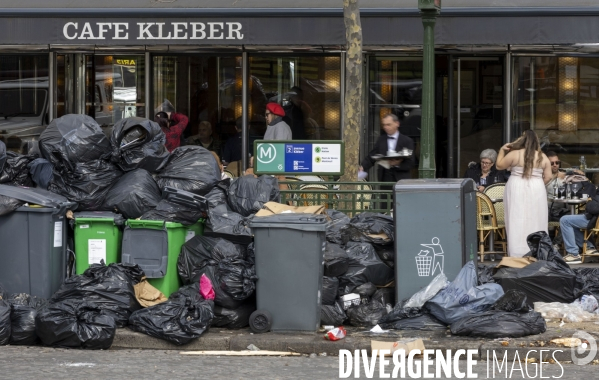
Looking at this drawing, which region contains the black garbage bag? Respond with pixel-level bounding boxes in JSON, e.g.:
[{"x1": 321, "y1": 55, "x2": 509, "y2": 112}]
[
  {"x1": 526, "y1": 231, "x2": 569, "y2": 268},
  {"x1": 494, "y1": 261, "x2": 582, "y2": 305},
  {"x1": 156, "y1": 146, "x2": 220, "y2": 195},
  {"x1": 341, "y1": 212, "x2": 395, "y2": 245},
  {"x1": 346, "y1": 300, "x2": 388, "y2": 327},
  {"x1": 227, "y1": 175, "x2": 280, "y2": 217},
  {"x1": 372, "y1": 288, "x2": 395, "y2": 308},
  {"x1": 426, "y1": 262, "x2": 504, "y2": 325},
  {"x1": 0, "y1": 194, "x2": 23, "y2": 216},
  {"x1": 50, "y1": 263, "x2": 142, "y2": 327},
  {"x1": 325, "y1": 209, "x2": 350, "y2": 245},
  {"x1": 354, "y1": 282, "x2": 377, "y2": 299},
  {"x1": 102, "y1": 169, "x2": 162, "y2": 219},
  {"x1": 492, "y1": 289, "x2": 530, "y2": 312},
  {"x1": 217, "y1": 259, "x2": 257, "y2": 301},
  {"x1": 0, "y1": 152, "x2": 35, "y2": 186},
  {"x1": 321, "y1": 302, "x2": 347, "y2": 326},
  {"x1": 178, "y1": 236, "x2": 255, "y2": 309},
  {"x1": 178, "y1": 236, "x2": 244, "y2": 284},
  {"x1": 7, "y1": 293, "x2": 46, "y2": 345},
  {"x1": 322, "y1": 277, "x2": 339, "y2": 306},
  {"x1": 324, "y1": 243, "x2": 349, "y2": 277},
  {"x1": 338, "y1": 242, "x2": 394, "y2": 294},
  {"x1": 35, "y1": 300, "x2": 117, "y2": 349},
  {"x1": 0, "y1": 300, "x2": 10, "y2": 345},
  {"x1": 478, "y1": 263, "x2": 496, "y2": 285},
  {"x1": 382, "y1": 313, "x2": 447, "y2": 331},
  {"x1": 380, "y1": 300, "x2": 424, "y2": 324},
  {"x1": 450, "y1": 310, "x2": 546, "y2": 338},
  {"x1": 574, "y1": 268, "x2": 599, "y2": 299},
  {"x1": 212, "y1": 303, "x2": 256, "y2": 329},
  {"x1": 246, "y1": 242, "x2": 255, "y2": 266},
  {"x1": 140, "y1": 199, "x2": 204, "y2": 226},
  {"x1": 128, "y1": 297, "x2": 214, "y2": 346},
  {"x1": 205, "y1": 180, "x2": 230, "y2": 207},
  {"x1": 39, "y1": 114, "x2": 110, "y2": 168},
  {"x1": 28, "y1": 158, "x2": 54, "y2": 189},
  {"x1": 48, "y1": 159, "x2": 123, "y2": 211},
  {"x1": 205, "y1": 204, "x2": 253, "y2": 241},
  {"x1": 373, "y1": 244, "x2": 395, "y2": 267},
  {"x1": 0, "y1": 140, "x2": 6, "y2": 172},
  {"x1": 110, "y1": 117, "x2": 169, "y2": 173}
]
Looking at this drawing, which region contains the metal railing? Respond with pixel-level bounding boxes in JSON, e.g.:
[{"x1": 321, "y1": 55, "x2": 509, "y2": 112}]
[{"x1": 279, "y1": 181, "x2": 394, "y2": 216}]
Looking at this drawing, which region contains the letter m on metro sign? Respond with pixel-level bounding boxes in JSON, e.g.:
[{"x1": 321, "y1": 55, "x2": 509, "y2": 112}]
[{"x1": 255, "y1": 143, "x2": 285, "y2": 173}]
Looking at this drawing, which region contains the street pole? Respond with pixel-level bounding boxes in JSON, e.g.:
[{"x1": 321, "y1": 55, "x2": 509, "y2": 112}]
[{"x1": 418, "y1": 0, "x2": 441, "y2": 179}]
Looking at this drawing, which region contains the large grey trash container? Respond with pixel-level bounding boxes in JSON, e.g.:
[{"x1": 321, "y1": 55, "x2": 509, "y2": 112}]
[
  {"x1": 0, "y1": 185, "x2": 75, "y2": 298},
  {"x1": 249, "y1": 214, "x2": 328, "y2": 332},
  {"x1": 394, "y1": 179, "x2": 477, "y2": 303}
]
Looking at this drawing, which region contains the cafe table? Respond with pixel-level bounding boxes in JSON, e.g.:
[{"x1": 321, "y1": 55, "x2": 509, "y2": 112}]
[{"x1": 547, "y1": 196, "x2": 588, "y2": 215}]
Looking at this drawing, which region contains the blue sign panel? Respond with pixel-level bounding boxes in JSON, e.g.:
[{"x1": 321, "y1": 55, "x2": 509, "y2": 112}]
[{"x1": 284, "y1": 143, "x2": 313, "y2": 173}]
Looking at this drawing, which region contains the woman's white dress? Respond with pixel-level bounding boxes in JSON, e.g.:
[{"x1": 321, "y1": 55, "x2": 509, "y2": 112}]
[{"x1": 504, "y1": 166, "x2": 548, "y2": 257}]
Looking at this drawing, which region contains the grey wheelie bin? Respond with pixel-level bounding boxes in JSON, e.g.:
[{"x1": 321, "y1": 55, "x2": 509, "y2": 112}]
[
  {"x1": 394, "y1": 179, "x2": 477, "y2": 303},
  {"x1": 249, "y1": 214, "x2": 328, "y2": 333},
  {"x1": 0, "y1": 184, "x2": 76, "y2": 298}
]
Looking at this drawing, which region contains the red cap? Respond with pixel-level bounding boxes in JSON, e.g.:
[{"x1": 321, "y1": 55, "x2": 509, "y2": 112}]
[{"x1": 266, "y1": 102, "x2": 285, "y2": 117}]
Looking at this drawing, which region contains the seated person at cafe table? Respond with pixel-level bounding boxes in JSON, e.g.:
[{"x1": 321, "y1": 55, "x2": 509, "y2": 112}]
[
  {"x1": 464, "y1": 149, "x2": 508, "y2": 192},
  {"x1": 560, "y1": 191, "x2": 599, "y2": 264}
]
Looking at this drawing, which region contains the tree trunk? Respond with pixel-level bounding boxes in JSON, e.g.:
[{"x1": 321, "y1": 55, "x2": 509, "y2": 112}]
[{"x1": 339, "y1": 0, "x2": 363, "y2": 184}]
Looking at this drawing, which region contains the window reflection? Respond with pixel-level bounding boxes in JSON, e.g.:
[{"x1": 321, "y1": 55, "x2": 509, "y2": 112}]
[
  {"x1": 249, "y1": 56, "x2": 342, "y2": 141},
  {"x1": 152, "y1": 55, "x2": 242, "y2": 161},
  {"x1": 514, "y1": 57, "x2": 599, "y2": 179},
  {"x1": 0, "y1": 55, "x2": 49, "y2": 153}
]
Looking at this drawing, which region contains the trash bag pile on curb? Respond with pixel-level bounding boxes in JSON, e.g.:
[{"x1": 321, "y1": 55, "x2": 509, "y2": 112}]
[{"x1": 318, "y1": 210, "x2": 395, "y2": 328}]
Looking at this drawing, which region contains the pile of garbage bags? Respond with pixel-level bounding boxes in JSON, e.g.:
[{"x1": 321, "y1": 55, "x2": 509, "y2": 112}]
[{"x1": 319, "y1": 210, "x2": 395, "y2": 327}]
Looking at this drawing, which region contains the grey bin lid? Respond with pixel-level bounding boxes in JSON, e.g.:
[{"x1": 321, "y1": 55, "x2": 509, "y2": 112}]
[
  {"x1": 249, "y1": 214, "x2": 329, "y2": 232},
  {"x1": 0, "y1": 184, "x2": 73, "y2": 208},
  {"x1": 394, "y1": 178, "x2": 476, "y2": 192}
]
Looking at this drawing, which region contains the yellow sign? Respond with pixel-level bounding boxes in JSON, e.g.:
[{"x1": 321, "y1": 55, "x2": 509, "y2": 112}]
[{"x1": 116, "y1": 59, "x2": 135, "y2": 65}]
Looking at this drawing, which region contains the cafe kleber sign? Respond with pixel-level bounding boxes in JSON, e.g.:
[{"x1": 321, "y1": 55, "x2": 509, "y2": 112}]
[{"x1": 62, "y1": 21, "x2": 244, "y2": 41}]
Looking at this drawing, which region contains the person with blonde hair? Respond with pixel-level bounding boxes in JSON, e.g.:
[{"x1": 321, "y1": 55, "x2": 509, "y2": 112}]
[{"x1": 496, "y1": 130, "x2": 553, "y2": 257}]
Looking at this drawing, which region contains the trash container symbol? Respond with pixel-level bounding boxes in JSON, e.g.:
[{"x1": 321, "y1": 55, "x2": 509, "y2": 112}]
[{"x1": 415, "y1": 251, "x2": 432, "y2": 277}]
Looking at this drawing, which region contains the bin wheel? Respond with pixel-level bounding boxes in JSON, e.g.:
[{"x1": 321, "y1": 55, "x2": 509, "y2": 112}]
[{"x1": 249, "y1": 310, "x2": 272, "y2": 334}]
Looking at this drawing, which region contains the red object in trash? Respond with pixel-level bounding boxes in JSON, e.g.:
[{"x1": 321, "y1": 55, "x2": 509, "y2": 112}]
[
  {"x1": 324, "y1": 327, "x2": 347, "y2": 341},
  {"x1": 200, "y1": 274, "x2": 216, "y2": 300}
]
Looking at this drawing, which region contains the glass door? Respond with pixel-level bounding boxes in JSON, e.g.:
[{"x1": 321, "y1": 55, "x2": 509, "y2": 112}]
[{"x1": 452, "y1": 57, "x2": 504, "y2": 177}]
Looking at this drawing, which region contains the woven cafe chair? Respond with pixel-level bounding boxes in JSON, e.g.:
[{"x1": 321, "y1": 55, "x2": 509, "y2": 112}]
[
  {"x1": 222, "y1": 169, "x2": 236, "y2": 180},
  {"x1": 333, "y1": 178, "x2": 373, "y2": 211},
  {"x1": 476, "y1": 192, "x2": 507, "y2": 261},
  {"x1": 298, "y1": 183, "x2": 330, "y2": 207},
  {"x1": 483, "y1": 182, "x2": 506, "y2": 226},
  {"x1": 581, "y1": 217, "x2": 599, "y2": 263}
]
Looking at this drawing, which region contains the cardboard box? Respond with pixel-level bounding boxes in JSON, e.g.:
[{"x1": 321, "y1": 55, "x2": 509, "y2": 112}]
[
  {"x1": 496, "y1": 257, "x2": 537, "y2": 269},
  {"x1": 371, "y1": 339, "x2": 425, "y2": 356},
  {"x1": 255, "y1": 201, "x2": 325, "y2": 217}
]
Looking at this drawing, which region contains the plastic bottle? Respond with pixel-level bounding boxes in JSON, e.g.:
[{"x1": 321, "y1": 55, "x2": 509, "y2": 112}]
[
  {"x1": 580, "y1": 156, "x2": 587, "y2": 171},
  {"x1": 566, "y1": 182, "x2": 572, "y2": 199},
  {"x1": 553, "y1": 180, "x2": 559, "y2": 198}
]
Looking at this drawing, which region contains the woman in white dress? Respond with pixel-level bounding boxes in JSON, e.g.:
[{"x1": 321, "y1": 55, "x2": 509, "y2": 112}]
[{"x1": 495, "y1": 130, "x2": 553, "y2": 257}]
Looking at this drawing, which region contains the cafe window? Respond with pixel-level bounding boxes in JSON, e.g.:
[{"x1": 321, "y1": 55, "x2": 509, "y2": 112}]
[
  {"x1": 152, "y1": 55, "x2": 242, "y2": 160},
  {"x1": 248, "y1": 55, "x2": 342, "y2": 141},
  {"x1": 88, "y1": 55, "x2": 146, "y2": 126},
  {"x1": 514, "y1": 56, "x2": 599, "y2": 179},
  {"x1": 0, "y1": 54, "x2": 49, "y2": 152}
]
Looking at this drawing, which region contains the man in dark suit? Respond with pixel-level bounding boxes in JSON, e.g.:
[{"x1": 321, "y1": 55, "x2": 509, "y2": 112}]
[{"x1": 359, "y1": 114, "x2": 415, "y2": 182}]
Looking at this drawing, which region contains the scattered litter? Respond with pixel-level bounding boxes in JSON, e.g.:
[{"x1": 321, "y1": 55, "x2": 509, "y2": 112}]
[
  {"x1": 371, "y1": 339, "x2": 425, "y2": 356},
  {"x1": 370, "y1": 324, "x2": 389, "y2": 333},
  {"x1": 324, "y1": 327, "x2": 347, "y2": 341},
  {"x1": 247, "y1": 344, "x2": 260, "y2": 351},
  {"x1": 550, "y1": 338, "x2": 582, "y2": 347}
]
